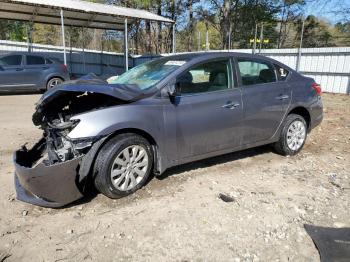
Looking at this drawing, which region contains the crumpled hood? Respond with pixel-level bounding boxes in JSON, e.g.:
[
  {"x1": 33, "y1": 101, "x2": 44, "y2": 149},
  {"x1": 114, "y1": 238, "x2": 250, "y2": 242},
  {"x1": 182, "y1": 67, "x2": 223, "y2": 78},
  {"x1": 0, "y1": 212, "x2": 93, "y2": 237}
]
[
  {"x1": 37, "y1": 74, "x2": 152, "y2": 108},
  {"x1": 32, "y1": 74, "x2": 156, "y2": 126}
]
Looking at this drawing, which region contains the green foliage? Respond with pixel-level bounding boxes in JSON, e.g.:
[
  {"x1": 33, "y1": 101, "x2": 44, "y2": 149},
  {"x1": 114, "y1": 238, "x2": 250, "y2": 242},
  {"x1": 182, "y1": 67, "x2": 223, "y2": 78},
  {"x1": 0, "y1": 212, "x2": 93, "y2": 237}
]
[
  {"x1": 0, "y1": 20, "x2": 26, "y2": 41},
  {"x1": 0, "y1": 0, "x2": 349, "y2": 52}
]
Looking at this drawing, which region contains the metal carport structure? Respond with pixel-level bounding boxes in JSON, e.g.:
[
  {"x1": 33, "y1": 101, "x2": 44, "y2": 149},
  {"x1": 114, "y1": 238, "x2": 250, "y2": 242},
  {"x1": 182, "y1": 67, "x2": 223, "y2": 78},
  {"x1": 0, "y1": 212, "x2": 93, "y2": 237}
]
[{"x1": 0, "y1": 0, "x2": 175, "y2": 71}]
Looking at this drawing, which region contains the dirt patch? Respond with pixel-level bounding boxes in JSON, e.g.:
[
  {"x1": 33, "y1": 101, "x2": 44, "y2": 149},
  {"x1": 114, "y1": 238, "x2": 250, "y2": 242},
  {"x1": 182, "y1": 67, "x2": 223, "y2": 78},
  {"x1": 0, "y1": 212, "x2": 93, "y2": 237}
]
[{"x1": 0, "y1": 93, "x2": 349, "y2": 261}]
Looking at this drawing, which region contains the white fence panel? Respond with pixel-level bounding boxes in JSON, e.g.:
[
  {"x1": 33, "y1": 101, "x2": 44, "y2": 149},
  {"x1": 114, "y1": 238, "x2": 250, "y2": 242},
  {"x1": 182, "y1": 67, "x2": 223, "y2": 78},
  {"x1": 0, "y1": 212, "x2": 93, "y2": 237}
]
[{"x1": 0, "y1": 40, "x2": 349, "y2": 94}]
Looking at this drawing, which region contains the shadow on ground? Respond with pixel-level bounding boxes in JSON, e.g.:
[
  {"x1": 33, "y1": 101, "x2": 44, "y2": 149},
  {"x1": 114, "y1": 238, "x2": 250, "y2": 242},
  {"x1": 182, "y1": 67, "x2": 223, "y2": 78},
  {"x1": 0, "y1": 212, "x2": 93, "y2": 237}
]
[
  {"x1": 158, "y1": 144, "x2": 273, "y2": 180},
  {"x1": 60, "y1": 144, "x2": 274, "y2": 208}
]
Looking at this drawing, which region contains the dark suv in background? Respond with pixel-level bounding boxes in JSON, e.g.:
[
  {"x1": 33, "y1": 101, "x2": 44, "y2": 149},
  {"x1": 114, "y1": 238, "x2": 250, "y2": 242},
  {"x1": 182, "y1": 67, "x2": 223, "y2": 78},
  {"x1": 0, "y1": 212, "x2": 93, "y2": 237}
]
[{"x1": 0, "y1": 52, "x2": 70, "y2": 92}]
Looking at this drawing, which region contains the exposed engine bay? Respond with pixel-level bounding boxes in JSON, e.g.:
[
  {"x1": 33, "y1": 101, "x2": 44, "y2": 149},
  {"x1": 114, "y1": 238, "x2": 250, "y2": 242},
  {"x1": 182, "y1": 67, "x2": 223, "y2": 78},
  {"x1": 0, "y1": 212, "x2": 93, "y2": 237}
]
[{"x1": 34, "y1": 92, "x2": 123, "y2": 165}]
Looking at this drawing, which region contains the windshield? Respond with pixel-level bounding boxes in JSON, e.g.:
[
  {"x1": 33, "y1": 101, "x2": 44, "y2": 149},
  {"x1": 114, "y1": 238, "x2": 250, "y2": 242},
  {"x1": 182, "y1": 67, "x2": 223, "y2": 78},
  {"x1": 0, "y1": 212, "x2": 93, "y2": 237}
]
[{"x1": 111, "y1": 58, "x2": 187, "y2": 90}]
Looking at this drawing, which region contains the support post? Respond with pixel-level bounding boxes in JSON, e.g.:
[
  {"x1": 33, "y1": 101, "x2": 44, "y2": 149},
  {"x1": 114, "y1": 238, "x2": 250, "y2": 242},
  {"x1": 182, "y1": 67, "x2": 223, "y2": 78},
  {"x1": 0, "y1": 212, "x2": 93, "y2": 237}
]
[
  {"x1": 253, "y1": 23, "x2": 257, "y2": 54},
  {"x1": 198, "y1": 31, "x2": 201, "y2": 51},
  {"x1": 124, "y1": 18, "x2": 128, "y2": 72},
  {"x1": 205, "y1": 29, "x2": 209, "y2": 51},
  {"x1": 296, "y1": 20, "x2": 305, "y2": 72},
  {"x1": 26, "y1": 24, "x2": 33, "y2": 52},
  {"x1": 172, "y1": 24, "x2": 176, "y2": 54},
  {"x1": 228, "y1": 23, "x2": 231, "y2": 51},
  {"x1": 60, "y1": 9, "x2": 67, "y2": 66},
  {"x1": 259, "y1": 23, "x2": 264, "y2": 53},
  {"x1": 82, "y1": 27, "x2": 86, "y2": 74}
]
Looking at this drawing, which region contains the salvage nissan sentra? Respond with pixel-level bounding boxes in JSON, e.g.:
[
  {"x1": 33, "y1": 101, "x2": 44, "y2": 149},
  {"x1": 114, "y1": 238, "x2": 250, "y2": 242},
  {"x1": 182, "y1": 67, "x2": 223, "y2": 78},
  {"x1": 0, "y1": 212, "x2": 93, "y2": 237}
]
[{"x1": 14, "y1": 52, "x2": 323, "y2": 207}]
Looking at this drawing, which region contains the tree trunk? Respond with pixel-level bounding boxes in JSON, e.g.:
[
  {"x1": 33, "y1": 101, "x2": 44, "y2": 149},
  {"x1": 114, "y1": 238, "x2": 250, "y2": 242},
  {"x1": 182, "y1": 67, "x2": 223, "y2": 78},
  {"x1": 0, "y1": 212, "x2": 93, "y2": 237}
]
[
  {"x1": 188, "y1": 0, "x2": 193, "y2": 52},
  {"x1": 146, "y1": 20, "x2": 151, "y2": 53},
  {"x1": 157, "y1": 1, "x2": 162, "y2": 54}
]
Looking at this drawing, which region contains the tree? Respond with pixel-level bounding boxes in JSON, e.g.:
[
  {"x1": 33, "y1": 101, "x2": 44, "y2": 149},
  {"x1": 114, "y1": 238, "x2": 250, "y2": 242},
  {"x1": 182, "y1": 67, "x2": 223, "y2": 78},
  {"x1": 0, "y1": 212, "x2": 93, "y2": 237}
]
[
  {"x1": 277, "y1": 0, "x2": 305, "y2": 48},
  {"x1": 295, "y1": 15, "x2": 334, "y2": 47},
  {"x1": 196, "y1": 6, "x2": 216, "y2": 50}
]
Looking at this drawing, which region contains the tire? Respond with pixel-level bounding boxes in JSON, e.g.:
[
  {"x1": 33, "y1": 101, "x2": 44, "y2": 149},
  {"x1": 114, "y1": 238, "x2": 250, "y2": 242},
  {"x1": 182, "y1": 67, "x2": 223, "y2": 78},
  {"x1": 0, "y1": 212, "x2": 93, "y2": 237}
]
[
  {"x1": 46, "y1": 77, "x2": 63, "y2": 90},
  {"x1": 94, "y1": 133, "x2": 153, "y2": 199},
  {"x1": 274, "y1": 114, "x2": 307, "y2": 156}
]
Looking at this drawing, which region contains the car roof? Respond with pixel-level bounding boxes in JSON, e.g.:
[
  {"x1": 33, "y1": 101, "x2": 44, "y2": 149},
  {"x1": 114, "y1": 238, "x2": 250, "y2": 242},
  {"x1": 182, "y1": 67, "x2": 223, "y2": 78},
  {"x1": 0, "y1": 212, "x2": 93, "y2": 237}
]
[
  {"x1": 162, "y1": 51, "x2": 266, "y2": 60},
  {"x1": 160, "y1": 51, "x2": 294, "y2": 72}
]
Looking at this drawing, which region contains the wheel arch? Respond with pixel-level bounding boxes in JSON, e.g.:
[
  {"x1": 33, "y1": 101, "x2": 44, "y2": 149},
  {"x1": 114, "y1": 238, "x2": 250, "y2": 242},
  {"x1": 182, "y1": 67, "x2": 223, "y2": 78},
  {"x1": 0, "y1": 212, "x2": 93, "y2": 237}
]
[
  {"x1": 96, "y1": 127, "x2": 160, "y2": 172},
  {"x1": 78, "y1": 127, "x2": 162, "y2": 191},
  {"x1": 287, "y1": 106, "x2": 311, "y2": 130}
]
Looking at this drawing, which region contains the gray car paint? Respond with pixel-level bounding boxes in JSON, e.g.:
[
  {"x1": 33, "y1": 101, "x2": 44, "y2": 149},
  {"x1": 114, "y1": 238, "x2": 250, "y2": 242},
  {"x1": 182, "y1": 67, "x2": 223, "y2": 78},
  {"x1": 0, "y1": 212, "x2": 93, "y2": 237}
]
[
  {"x1": 67, "y1": 52, "x2": 322, "y2": 174},
  {"x1": 13, "y1": 52, "x2": 323, "y2": 207},
  {"x1": 0, "y1": 52, "x2": 70, "y2": 92}
]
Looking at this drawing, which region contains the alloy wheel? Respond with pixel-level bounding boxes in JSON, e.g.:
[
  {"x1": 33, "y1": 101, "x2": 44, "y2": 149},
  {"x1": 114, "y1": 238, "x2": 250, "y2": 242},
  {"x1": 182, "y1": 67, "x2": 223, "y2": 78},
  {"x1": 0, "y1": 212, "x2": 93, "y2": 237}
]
[
  {"x1": 110, "y1": 145, "x2": 149, "y2": 191},
  {"x1": 286, "y1": 120, "x2": 306, "y2": 151},
  {"x1": 48, "y1": 78, "x2": 63, "y2": 89}
]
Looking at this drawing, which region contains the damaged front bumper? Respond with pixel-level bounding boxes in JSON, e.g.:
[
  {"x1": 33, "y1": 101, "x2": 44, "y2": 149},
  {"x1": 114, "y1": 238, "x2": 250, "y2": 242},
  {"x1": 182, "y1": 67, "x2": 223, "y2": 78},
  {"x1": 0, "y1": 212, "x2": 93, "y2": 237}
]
[{"x1": 14, "y1": 139, "x2": 85, "y2": 208}]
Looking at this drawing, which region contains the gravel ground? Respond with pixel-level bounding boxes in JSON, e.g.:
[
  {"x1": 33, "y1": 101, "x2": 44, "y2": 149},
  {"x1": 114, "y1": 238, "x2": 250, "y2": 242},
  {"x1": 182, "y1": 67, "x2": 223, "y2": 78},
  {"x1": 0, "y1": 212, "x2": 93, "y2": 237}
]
[{"x1": 0, "y1": 93, "x2": 349, "y2": 262}]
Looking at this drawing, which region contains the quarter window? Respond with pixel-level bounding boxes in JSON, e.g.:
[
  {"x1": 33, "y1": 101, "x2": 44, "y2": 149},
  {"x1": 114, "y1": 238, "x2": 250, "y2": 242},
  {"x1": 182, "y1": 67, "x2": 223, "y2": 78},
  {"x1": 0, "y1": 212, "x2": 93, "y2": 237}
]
[
  {"x1": 177, "y1": 60, "x2": 231, "y2": 94},
  {"x1": 274, "y1": 64, "x2": 289, "y2": 81},
  {"x1": 237, "y1": 59, "x2": 276, "y2": 86},
  {"x1": 0, "y1": 55, "x2": 22, "y2": 66},
  {"x1": 27, "y1": 55, "x2": 45, "y2": 65}
]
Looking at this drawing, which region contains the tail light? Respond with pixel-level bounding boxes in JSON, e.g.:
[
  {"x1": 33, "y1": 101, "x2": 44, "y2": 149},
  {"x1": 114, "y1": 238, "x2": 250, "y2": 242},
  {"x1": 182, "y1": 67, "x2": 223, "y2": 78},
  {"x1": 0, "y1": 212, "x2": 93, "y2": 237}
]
[
  {"x1": 60, "y1": 64, "x2": 68, "y2": 73},
  {"x1": 311, "y1": 82, "x2": 322, "y2": 96}
]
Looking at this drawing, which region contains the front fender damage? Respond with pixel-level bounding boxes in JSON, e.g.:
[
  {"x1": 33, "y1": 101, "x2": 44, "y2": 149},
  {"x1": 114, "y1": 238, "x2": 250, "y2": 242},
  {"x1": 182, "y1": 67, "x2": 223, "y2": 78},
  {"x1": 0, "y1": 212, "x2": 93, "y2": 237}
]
[
  {"x1": 14, "y1": 136, "x2": 107, "y2": 208},
  {"x1": 13, "y1": 76, "x2": 153, "y2": 207}
]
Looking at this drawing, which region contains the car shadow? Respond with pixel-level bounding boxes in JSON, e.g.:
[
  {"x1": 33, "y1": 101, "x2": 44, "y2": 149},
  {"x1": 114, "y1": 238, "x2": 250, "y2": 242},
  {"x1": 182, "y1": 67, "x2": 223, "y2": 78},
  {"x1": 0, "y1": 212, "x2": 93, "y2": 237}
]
[
  {"x1": 60, "y1": 144, "x2": 274, "y2": 209},
  {"x1": 157, "y1": 144, "x2": 273, "y2": 180}
]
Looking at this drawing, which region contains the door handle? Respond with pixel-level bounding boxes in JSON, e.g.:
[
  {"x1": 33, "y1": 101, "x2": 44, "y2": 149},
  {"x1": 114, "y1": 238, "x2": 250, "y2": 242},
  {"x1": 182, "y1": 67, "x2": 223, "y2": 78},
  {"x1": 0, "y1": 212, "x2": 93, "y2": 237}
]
[
  {"x1": 222, "y1": 102, "x2": 240, "y2": 110},
  {"x1": 276, "y1": 95, "x2": 289, "y2": 100}
]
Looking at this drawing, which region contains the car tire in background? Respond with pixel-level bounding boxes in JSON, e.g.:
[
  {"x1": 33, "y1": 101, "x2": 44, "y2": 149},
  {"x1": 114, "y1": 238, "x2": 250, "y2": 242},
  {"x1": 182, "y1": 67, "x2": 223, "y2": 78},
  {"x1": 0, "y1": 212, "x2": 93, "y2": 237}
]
[
  {"x1": 274, "y1": 113, "x2": 308, "y2": 156},
  {"x1": 46, "y1": 77, "x2": 63, "y2": 90},
  {"x1": 94, "y1": 133, "x2": 153, "y2": 199}
]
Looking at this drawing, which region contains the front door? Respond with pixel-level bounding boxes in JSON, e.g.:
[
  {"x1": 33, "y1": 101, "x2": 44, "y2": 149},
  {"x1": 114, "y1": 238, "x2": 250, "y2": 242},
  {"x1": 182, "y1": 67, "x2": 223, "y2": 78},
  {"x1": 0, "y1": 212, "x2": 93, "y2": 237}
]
[
  {"x1": 171, "y1": 58, "x2": 243, "y2": 160},
  {"x1": 236, "y1": 58, "x2": 291, "y2": 145},
  {"x1": 0, "y1": 54, "x2": 27, "y2": 91}
]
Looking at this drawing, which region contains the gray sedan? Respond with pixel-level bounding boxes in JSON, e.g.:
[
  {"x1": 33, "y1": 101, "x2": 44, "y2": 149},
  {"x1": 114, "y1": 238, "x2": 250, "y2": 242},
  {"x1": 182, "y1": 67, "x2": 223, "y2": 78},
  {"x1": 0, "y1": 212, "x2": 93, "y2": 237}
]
[
  {"x1": 0, "y1": 52, "x2": 70, "y2": 92},
  {"x1": 14, "y1": 52, "x2": 323, "y2": 207}
]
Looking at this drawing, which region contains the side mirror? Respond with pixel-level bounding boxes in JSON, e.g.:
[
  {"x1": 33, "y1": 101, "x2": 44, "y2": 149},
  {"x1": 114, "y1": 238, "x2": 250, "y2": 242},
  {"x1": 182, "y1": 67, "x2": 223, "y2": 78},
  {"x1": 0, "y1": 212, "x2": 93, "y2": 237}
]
[
  {"x1": 167, "y1": 83, "x2": 180, "y2": 98},
  {"x1": 166, "y1": 83, "x2": 180, "y2": 104}
]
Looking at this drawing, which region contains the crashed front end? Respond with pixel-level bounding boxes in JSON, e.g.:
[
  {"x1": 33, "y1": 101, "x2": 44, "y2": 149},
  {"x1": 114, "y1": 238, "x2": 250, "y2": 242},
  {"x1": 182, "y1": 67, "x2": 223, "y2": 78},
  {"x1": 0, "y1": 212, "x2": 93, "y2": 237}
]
[{"x1": 14, "y1": 77, "x2": 148, "y2": 207}]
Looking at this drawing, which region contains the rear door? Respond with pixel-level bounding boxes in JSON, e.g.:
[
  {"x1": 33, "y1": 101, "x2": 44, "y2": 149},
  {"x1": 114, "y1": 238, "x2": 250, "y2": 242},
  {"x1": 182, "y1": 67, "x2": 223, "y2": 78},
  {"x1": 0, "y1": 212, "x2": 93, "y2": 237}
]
[
  {"x1": 171, "y1": 58, "x2": 243, "y2": 160},
  {"x1": 0, "y1": 54, "x2": 27, "y2": 91},
  {"x1": 23, "y1": 55, "x2": 48, "y2": 88},
  {"x1": 235, "y1": 57, "x2": 291, "y2": 145}
]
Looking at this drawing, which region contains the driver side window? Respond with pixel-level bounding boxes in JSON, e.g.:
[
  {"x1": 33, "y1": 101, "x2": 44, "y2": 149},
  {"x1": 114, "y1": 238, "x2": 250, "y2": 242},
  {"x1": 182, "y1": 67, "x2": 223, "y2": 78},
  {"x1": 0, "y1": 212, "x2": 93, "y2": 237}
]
[{"x1": 176, "y1": 59, "x2": 231, "y2": 95}]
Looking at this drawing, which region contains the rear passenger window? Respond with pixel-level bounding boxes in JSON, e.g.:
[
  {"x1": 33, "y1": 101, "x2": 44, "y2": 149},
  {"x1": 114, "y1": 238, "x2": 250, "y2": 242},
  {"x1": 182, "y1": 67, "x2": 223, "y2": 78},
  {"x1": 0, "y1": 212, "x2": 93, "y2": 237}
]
[
  {"x1": 237, "y1": 59, "x2": 276, "y2": 86},
  {"x1": 0, "y1": 55, "x2": 22, "y2": 66},
  {"x1": 176, "y1": 60, "x2": 231, "y2": 95},
  {"x1": 27, "y1": 55, "x2": 45, "y2": 65},
  {"x1": 274, "y1": 64, "x2": 289, "y2": 81}
]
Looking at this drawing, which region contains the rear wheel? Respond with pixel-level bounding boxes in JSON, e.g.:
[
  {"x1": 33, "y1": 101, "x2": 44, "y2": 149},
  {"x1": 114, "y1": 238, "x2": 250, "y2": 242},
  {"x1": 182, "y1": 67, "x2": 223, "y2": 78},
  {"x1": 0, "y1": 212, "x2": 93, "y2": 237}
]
[
  {"x1": 94, "y1": 134, "x2": 153, "y2": 199},
  {"x1": 46, "y1": 77, "x2": 63, "y2": 90},
  {"x1": 274, "y1": 114, "x2": 307, "y2": 156}
]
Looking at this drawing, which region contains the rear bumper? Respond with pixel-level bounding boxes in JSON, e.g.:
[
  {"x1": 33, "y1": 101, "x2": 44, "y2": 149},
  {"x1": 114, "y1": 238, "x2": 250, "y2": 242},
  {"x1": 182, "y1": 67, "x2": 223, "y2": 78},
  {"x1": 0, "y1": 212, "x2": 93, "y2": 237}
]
[
  {"x1": 14, "y1": 140, "x2": 84, "y2": 208},
  {"x1": 309, "y1": 97, "x2": 323, "y2": 130}
]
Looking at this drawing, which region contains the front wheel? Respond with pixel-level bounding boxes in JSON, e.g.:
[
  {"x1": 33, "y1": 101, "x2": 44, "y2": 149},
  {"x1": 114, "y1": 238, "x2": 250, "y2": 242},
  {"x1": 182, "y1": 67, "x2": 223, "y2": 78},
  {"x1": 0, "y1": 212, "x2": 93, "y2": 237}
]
[
  {"x1": 274, "y1": 114, "x2": 307, "y2": 156},
  {"x1": 94, "y1": 134, "x2": 153, "y2": 199}
]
